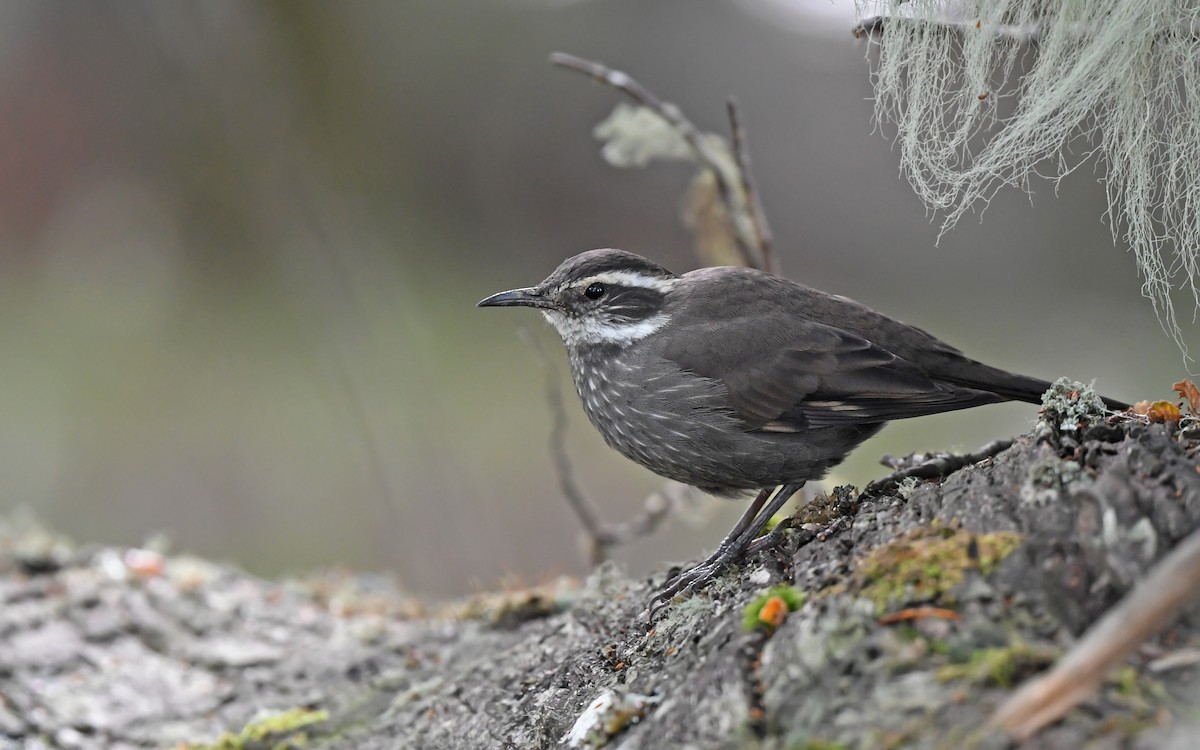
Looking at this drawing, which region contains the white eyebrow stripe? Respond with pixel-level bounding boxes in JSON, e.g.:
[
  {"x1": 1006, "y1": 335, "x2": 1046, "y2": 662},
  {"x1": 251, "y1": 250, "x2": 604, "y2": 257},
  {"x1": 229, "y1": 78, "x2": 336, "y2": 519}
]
[
  {"x1": 590, "y1": 314, "x2": 670, "y2": 344},
  {"x1": 580, "y1": 271, "x2": 678, "y2": 292}
]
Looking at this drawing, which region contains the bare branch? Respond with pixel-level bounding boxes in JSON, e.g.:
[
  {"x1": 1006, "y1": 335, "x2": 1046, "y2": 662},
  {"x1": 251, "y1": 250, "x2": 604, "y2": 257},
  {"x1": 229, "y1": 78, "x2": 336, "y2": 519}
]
[
  {"x1": 726, "y1": 98, "x2": 776, "y2": 275},
  {"x1": 992, "y1": 524, "x2": 1200, "y2": 740},
  {"x1": 595, "y1": 482, "x2": 686, "y2": 555},
  {"x1": 549, "y1": 52, "x2": 722, "y2": 174},
  {"x1": 853, "y1": 15, "x2": 1045, "y2": 44},
  {"x1": 550, "y1": 52, "x2": 766, "y2": 271}
]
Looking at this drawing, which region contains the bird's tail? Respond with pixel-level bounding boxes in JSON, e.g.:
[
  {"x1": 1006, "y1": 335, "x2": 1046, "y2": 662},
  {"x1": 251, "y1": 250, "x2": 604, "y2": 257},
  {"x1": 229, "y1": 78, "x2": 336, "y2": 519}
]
[{"x1": 941, "y1": 362, "x2": 1129, "y2": 412}]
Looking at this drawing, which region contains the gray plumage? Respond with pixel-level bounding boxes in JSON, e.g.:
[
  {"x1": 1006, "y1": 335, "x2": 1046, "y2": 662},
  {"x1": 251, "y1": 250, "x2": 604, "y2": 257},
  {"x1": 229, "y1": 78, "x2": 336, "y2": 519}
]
[{"x1": 480, "y1": 248, "x2": 1127, "y2": 496}]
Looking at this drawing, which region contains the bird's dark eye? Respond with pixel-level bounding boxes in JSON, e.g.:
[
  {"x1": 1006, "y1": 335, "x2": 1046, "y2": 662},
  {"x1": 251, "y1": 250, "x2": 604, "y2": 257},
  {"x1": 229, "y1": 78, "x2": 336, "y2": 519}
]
[{"x1": 584, "y1": 283, "x2": 606, "y2": 300}]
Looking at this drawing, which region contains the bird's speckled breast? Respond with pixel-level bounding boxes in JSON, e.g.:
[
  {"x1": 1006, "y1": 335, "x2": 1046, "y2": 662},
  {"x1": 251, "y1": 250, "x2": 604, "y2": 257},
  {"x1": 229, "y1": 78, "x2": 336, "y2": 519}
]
[
  {"x1": 566, "y1": 342, "x2": 772, "y2": 493},
  {"x1": 564, "y1": 336, "x2": 877, "y2": 495}
]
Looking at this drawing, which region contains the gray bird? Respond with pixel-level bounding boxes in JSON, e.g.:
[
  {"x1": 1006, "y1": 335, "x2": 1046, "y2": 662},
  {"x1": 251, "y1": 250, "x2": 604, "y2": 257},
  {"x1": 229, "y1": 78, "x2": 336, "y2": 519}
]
[{"x1": 478, "y1": 249, "x2": 1127, "y2": 609}]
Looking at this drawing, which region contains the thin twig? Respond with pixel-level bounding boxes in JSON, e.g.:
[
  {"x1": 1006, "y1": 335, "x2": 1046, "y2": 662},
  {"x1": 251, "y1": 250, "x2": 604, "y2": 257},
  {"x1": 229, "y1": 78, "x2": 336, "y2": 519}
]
[
  {"x1": 520, "y1": 326, "x2": 677, "y2": 565},
  {"x1": 726, "y1": 98, "x2": 776, "y2": 274},
  {"x1": 549, "y1": 52, "x2": 762, "y2": 270},
  {"x1": 864, "y1": 439, "x2": 1013, "y2": 494},
  {"x1": 853, "y1": 15, "x2": 1046, "y2": 44},
  {"x1": 992, "y1": 524, "x2": 1200, "y2": 740},
  {"x1": 598, "y1": 483, "x2": 683, "y2": 553},
  {"x1": 852, "y1": 15, "x2": 1200, "y2": 43}
]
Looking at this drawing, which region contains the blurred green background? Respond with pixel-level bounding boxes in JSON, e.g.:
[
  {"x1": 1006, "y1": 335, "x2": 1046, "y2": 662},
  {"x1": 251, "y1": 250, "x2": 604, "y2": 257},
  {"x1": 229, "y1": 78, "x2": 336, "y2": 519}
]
[{"x1": 0, "y1": 1, "x2": 1182, "y2": 595}]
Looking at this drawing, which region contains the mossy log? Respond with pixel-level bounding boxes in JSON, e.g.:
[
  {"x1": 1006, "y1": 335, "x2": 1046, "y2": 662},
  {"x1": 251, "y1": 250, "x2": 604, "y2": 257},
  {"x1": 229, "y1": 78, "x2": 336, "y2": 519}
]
[{"x1": 1, "y1": 417, "x2": 1198, "y2": 749}]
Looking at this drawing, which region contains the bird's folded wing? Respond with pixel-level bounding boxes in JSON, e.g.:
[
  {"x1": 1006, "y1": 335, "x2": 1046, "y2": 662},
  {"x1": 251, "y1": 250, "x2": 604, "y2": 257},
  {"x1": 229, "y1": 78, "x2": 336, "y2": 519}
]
[{"x1": 658, "y1": 314, "x2": 1000, "y2": 430}]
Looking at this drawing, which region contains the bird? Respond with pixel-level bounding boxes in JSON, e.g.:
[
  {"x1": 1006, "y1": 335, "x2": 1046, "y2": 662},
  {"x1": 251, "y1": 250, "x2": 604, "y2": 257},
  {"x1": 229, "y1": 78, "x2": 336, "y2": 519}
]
[{"x1": 477, "y1": 248, "x2": 1128, "y2": 611}]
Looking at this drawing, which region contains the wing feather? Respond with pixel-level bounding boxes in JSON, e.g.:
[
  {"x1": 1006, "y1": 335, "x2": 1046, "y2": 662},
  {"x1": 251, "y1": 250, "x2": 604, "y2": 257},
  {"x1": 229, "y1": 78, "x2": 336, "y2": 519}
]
[{"x1": 658, "y1": 311, "x2": 1000, "y2": 430}]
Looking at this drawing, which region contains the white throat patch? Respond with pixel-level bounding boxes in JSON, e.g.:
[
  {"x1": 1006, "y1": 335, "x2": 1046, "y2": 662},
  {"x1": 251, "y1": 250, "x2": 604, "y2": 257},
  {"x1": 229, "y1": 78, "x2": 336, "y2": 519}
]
[{"x1": 543, "y1": 310, "x2": 669, "y2": 346}]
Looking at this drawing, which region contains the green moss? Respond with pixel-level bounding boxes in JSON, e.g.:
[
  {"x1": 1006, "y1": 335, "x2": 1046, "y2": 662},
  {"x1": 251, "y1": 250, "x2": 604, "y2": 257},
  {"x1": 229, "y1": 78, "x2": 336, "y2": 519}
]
[
  {"x1": 936, "y1": 641, "x2": 1058, "y2": 688},
  {"x1": 1079, "y1": 667, "x2": 1173, "y2": 741},
  {"x1": 759, "y1": 512, "x2": 783, "y2": 535},
  {"x1": 848, "y1": 523, "x2": 1022, "y2": 615},
  {"x1": 1108, "y1": 664, "x2": 1169, "y2": 711},
  {"x1": 191, "y1": 707, "x2": 329, "y2": 750},
  {"x1": 742, "y1": 585, "x2": 807, "y2": 632},
  {"x1": 1092, "y1": 713, "x2": 1161, "y2": 740},
  {"x1": 1114, "y1": 665, "x2": 1140, "y2": 698}
]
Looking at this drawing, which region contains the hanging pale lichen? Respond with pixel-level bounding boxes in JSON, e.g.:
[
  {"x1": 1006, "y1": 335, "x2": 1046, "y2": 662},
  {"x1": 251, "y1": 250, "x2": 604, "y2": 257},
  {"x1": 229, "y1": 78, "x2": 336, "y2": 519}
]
[{"x1": 856, "y1": 0, "x2": 1200, "y2": 361}]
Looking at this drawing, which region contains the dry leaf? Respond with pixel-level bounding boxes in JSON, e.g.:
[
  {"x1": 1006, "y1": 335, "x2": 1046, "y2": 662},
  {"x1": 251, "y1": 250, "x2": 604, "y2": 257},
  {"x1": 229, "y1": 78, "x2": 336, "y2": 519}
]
[
  {"x1": 683, "y1": 171, "x2": 743, "y2": 268},
  {"x1": 1174, "y1": 379, "x2": 1200, "y2": 415},
  {"x1": 1132, "y1": 400, "x2": 1182, "y2": 423}
]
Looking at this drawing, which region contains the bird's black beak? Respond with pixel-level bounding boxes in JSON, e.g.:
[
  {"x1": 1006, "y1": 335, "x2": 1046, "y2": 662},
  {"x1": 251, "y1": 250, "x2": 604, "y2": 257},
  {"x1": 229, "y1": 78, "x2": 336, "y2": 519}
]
[{"x1": 476, "y1": 286, "x2": 554, "y2": 310}]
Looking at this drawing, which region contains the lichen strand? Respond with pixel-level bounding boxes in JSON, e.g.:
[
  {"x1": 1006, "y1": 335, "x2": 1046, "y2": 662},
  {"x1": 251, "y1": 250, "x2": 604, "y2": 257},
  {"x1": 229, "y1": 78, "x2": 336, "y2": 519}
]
[
  {"x1": 862, "y1": 0, "x2": 1200, "y2": 357},
  {"x1": 848, "y1": 524, "x2": 1022, "y2": 615},
  {"x1": 1039, "y1": 378, "x2": 1109, "y2": 434}
]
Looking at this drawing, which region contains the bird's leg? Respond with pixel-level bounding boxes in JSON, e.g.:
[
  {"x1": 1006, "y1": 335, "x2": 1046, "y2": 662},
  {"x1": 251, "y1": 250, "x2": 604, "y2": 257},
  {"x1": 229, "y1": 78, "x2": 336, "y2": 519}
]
[
  {"x1": 726, "y1": 481, "x2": 805, "y2": 556},
  {"x1": 709, "y1": 487, "x2": 773, "y2": 556},
  {"x1": 647, "y1": 482, "x2": 806, "y2": 618}
]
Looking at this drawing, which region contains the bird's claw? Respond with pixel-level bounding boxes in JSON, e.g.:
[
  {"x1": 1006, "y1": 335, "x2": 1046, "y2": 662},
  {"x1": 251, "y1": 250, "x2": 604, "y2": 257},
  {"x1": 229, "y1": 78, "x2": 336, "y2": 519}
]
[{"x1": 645, "y1": 553, "x2": 734, "y2": 621}]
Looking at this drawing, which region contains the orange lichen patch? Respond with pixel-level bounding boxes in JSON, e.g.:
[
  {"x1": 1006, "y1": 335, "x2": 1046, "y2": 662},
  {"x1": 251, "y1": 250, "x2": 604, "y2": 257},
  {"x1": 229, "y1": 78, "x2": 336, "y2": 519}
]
[
  {"x1": 758, "y1": 596, "x2": 790, "y2": 629},
  {"x1": 742, "y1": 585, "x2": 807, "y2": 633}
]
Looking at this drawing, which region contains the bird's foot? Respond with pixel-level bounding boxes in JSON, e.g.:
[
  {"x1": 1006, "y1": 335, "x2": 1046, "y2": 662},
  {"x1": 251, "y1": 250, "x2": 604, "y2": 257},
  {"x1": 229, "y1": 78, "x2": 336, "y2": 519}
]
[
  {"x1": 644, "y1": 482, "x2": 809, "y2": 623},
  {"x1": 645, "y1": 527, "x2": 793, "y2": 621},
  {"x1": 645, "y1": 546, "x2": 738, "y2": 621},
  {"x1": 744, "y1": 517, "x2": 797, "y2": 555}
]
